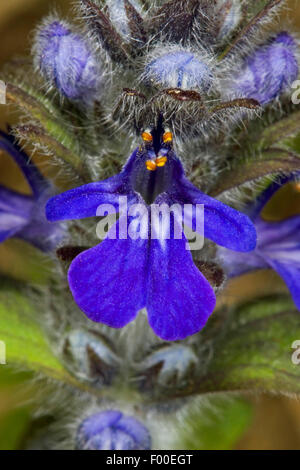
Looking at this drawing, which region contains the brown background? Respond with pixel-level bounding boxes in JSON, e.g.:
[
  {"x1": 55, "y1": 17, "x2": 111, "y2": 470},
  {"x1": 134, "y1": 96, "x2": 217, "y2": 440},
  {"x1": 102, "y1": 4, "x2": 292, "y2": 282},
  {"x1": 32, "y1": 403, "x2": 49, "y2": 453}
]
[{"x1": 0, "y1": 0, "x2": 300, "y2": 449}]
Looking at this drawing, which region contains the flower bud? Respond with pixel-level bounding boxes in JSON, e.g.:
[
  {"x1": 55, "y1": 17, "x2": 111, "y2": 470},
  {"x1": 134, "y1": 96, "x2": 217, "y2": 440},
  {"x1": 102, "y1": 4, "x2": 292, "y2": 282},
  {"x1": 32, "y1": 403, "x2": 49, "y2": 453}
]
[
  {"x1": 63, "y1": 329, "x2": 119, "y2": 384},
  {"x1": 107, "y1": 0, "x2": 143, "y2": 41},
  {"x1": 216, "y1": 0, "x2": 242, "y2": 41},
  {"x1": 140, "y1": 344, "x2": 198, "y2": 388},
  {"x1": 76, "y1": 410, "x2": 151, "y2": 450},
  {"x1": 223, "y1": 32, "x2": 299, "y2": 105},
  {"x1": 34, "y1": 18, "x2": 101, "y2": 105},
  {"x1": 144, "y1": 50, "x2": 213, "y2": 91}
]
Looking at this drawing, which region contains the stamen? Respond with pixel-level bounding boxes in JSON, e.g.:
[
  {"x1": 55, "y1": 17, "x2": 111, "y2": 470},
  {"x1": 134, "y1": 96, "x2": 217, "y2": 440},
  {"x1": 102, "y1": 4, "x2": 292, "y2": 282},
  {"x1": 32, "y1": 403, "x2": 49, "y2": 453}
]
[
  {"x1": 155, "y1": 156, "x2": 167, "y2": 167},
  {"x1": 145, "y1": 160, "x2": 157, "y2": 171},
  {"x1": 142, "y1": 129, "x2": 153, "y2": 143},
  {"x1": 163, "y1": 131, "x2": 173, "y2": 143}
]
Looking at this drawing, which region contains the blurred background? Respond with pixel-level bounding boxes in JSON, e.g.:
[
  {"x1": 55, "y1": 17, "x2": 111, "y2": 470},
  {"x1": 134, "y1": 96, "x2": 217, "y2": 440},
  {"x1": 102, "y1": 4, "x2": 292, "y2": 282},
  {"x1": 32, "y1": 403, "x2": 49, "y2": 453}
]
[{"x1": 0, "y1": 0, "x2": 300, "y2": 450}]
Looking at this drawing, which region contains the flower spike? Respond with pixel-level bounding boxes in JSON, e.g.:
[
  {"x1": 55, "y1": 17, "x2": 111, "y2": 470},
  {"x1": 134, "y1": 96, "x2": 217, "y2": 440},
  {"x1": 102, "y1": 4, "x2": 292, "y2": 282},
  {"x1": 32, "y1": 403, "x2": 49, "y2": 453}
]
[{"x1": 47, "y1": 140, "x2": 256, "y2": 340}]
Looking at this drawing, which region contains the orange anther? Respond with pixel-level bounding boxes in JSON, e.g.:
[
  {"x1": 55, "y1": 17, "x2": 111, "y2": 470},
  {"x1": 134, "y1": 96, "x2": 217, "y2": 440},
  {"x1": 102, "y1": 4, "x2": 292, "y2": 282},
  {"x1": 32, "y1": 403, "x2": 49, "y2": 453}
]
[
  {"x1": 163, "y1": 131, "x2": 173, "y2": 143},
  {"x1": 142, "y1": 131, "x2": 153, "y2": 143},
  {"x1": 145, "y1": 160, "x2": 157, "y2": 171},
  {"x1": 155, "y1": 156, "x2": 167, "y2": 167}
]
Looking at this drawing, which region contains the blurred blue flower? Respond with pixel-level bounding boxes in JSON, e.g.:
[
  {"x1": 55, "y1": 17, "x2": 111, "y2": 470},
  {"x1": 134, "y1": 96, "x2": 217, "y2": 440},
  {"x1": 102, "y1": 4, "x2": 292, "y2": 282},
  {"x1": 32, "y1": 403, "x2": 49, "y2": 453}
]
[
  {"x1": 35, "y1": 19, "x2": 101, "y2": 105},
  {"x1": 218, "y1": 175, "x2": 300, "y2": 310},
  {"x1": 145, "y1": 50, "x2": 213, "y2": 91},
  {"x1": 224, "y1": 32, "x2": 299, "y2": 105},
  {"x1": 46, "y1": 126, "x2": 256, "y2": 340},
  {"x1": 76, "y1": 410, "x2": 151, "y2": 450},
  {"x1": 0, "y1": 131, "x2": 63, "y2": 252}
]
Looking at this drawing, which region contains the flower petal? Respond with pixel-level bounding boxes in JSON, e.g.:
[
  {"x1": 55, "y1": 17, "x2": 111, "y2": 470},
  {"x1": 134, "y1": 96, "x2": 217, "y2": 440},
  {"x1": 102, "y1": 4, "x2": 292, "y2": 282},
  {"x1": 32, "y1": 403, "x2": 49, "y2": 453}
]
[
  {"x1": 174, "y1": 178, "x2": 257, "y2": 252},
  {"x1": 46, "y1": 148, "x2": 143, "y2": 222},
  {"x1": 218, "y1": 246, "x2": 267, "y2": 277},
  {"x1": 257, "y1": 215, "x2": 300, "y2": 249},
  {"x1": 46, "y1": 175, "x2": 132, "y2": 222},
  {"x1": 268, "y1": 259, "x2": 300, "y2": 310},
  {"x1": 146, "y1": 215, "x2": 216, "y2": 341},
  {"x1": 0, "y1": 185, "x2": 33, "y2": 242},
  {"x1": 258, "y1": 215, "x2": 300, "y2": 310},
  {"x1": 250, "y1": 173, "x2": 300, "y2": 220},
  {"x1": 0, "y1": 131, "x2": 46, "y2": 196},
  {"x1": 68, "y1": 217, "x2": 148, "y2": 327},
  {"x1": 0, "y1": 214, "x2": 28, "y2": 243}
]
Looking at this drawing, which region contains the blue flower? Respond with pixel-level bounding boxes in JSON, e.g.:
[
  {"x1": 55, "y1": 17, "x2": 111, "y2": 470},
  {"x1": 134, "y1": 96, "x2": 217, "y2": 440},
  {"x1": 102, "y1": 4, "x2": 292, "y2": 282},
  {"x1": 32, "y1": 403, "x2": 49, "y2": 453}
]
[
  {"x1": 46, "y1": 126, "x2": 256, "y2": 341},
  {"x1": 218, "y1": 175, "x2": 300, "y2": 310},
  {"x1": 223, "y1": 32, "x2": 299, "y2": 105},
  {"x1": 0, "y1": 131, "x2": 63, "y2": 252},
  {"x1": 144, "y1": 50, "x2": 213, "y2": 91},
  {"x1": 76, "y1": 410, "x2": 151, "y2": 450},
  {"x1": 34, "y1": 18, "x2": 102, "y2": 105}
]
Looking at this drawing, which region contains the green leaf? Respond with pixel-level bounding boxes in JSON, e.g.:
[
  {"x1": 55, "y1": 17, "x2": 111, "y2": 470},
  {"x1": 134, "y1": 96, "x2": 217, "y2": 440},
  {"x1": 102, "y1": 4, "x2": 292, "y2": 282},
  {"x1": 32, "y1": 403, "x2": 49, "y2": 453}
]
[
  {"x1": 210, "y1": 149, "x2": 300, "y2": 196},
  {"x1": 210, "y1": 109, "x2": 300, "y2": 196},
  {"x1": 14, "y1": 124, "x2": 86, "y2": 181},
  {"x1": 0, "y1": 286, "x2": 73, "y2": 383},
  {"x1": 0, "y1": 366, "x2": 32, "y2": 386},
  {"x1": 197, "y1": 297, "x2": 300, "y2": 395},
  {"x1": 176, "y1": 395, "x2": 253, "y2": 450},
  {"x1": 0, "y1": 407, "x2": 31, "y2": 450},
  {"x1": 257, "y1": 111, "x2": 300, "y2": 152},
  {"x1": 0, "y1": 368, "x2": 34, "y2": 449},
  {"x1": 0, "y1": 239, "x2": 54, "y2": 284},
  {"x1": 6, "y1": 83, "x2": 88, "y2": 181}
]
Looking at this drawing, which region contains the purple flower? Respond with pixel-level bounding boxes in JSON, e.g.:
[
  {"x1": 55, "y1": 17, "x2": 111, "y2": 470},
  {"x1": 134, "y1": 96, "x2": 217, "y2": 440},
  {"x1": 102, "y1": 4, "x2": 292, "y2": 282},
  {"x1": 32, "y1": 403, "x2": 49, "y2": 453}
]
[
  {"x1": 46, "y1": 125, "x2": 256, "y2": 341},
  {"x1": 223, "y1": 32, "x2": 299, "y2": 105},
  {"x1": 76, "y1": 410, "x2": 151, "y2": 450},
  {"x1": 144, "y1": 50, "x2": 213, "y2": 91},
  {"x1": 34, "y1": 18, "x2": 101, "y2": 105},
  {"x1": 0, "y1": 131, "x2": 63, "y2": 252},
  {"x1": 218, "y1": 175, "x2": 300, "y2": 310}
]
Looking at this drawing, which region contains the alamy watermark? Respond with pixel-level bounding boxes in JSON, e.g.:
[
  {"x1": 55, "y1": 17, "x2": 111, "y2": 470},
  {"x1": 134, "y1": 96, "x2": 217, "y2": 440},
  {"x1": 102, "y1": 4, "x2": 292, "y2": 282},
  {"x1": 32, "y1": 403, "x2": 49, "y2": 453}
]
[
  {"x1": 291, "y1": 340, "x2": 300, "y2": 365},
  {"x1": 291, "y1": 80, "x2": 300, "y2": 104},
  {"x1": 0, "y1": 341, "x2": 6, "y2": 365},
  {"x1": 95, "y1": 196, "x2": 205, "y2": 251},
  {"x1": 0, "y1": 80, "x2": 6, "y2": 105}
]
